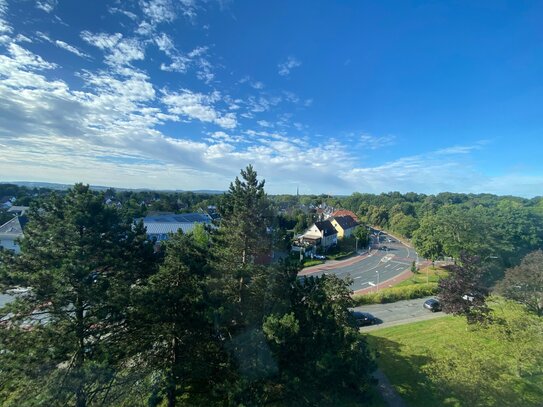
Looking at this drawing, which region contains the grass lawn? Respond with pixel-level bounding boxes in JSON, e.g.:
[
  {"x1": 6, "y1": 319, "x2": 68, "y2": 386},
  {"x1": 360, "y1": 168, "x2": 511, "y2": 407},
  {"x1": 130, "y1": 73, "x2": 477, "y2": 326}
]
[
  {"x1": 365, "y1": 301, "x2": 543, "y2": 406},
  {"x1": 395, "y1": 265, "x2": 447, "y2": 287}
]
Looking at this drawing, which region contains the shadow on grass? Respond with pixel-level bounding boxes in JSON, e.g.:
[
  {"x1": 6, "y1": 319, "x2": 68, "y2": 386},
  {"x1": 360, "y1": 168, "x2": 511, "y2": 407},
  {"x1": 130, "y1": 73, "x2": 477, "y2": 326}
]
[
  {"x1": 368, "y1": 334, "x2": 543, "y2": 407},
  {"x1": 368, "y1": 336, "x2": 441, "y2": 407}
]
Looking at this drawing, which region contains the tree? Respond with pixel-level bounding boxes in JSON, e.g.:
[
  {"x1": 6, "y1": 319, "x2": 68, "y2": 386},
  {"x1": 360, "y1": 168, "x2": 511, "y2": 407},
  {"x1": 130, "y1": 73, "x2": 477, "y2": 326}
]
[
  {"x1": 124, "y1": 231, "x2": 226, "y2": 407},
  {"x1": 209, "y1": 166, "x2": 279, "y2": 401},
  {"x1": 352, "y1": 225, "x2": 369, "y2": 249},
  {"x1": 263, "y1": 273, "x2": 375, "y2": 404},
  {"x1": 438, "y1": 253, "x2": 491, "y2": 324},
  {"x1": 497, "y1": 250, "x2": 543, "y2": 317},
  {"x1": 0, "y1": 184, "x2": 155, "y2": 407}
]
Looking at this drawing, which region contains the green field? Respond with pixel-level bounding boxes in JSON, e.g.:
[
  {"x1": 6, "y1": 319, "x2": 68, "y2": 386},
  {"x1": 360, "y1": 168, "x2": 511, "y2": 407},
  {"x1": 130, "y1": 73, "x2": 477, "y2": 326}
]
[
  {"x1": 366, "y1": 300, "x2": 543, "y2": 407},
  {"x1": 395, "y1": 265, "x2": 447, "y2": 287}
]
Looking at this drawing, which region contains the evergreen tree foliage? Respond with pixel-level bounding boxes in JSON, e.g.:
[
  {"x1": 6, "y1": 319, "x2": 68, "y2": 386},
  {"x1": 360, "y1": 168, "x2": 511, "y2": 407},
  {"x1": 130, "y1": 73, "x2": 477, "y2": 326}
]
[
  {"x1": 0, "y1": 184, "x2": 155, "y2": 406},
  {"x1": 123, "y1": 231, "x2": 228, "y2": 407}
]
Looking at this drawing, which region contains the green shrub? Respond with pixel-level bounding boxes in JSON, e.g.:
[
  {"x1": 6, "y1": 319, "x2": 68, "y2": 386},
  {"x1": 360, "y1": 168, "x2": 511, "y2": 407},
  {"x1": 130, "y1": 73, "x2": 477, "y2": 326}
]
[
  {"x1": 301, "y1": 259, "x2": 324, "y2": 268},
  {"x1": 327, "y1": 251, "x2": 354, "y2": 260},
  {"x1": 353, "y1": 283, "x2": 438, "y2": 305}
]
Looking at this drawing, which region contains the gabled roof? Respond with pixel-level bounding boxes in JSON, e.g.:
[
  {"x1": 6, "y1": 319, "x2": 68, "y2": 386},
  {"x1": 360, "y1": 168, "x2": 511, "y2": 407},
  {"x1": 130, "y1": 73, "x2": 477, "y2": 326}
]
[
  {"x1": 332, "y1": 215, "x2": 359, "y2": 230},
  {"x1": 331, "y1": 210, "x2": 359, "y2": 222},
  {"x1": 314, "y1": 220, "x2": 337, "y2": 237},
  {"x1": 0, "y1": 216, "x2": 28, "y2": 237}
]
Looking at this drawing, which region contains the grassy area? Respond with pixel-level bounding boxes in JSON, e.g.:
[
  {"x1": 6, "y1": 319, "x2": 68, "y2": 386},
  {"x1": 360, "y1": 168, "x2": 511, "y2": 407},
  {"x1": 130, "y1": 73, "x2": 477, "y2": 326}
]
[
  {"x1": 365, "y1": 300, "x2": 543, "y2": 407},
  {"x1": 301, "y1": 259, "x2": 324, "y2": 268},
  {"x1": 327, "y1": 251, "x2": 354, "y2": 260},
  {"x1": 353, "y1": 283, "x2": 438, "y2": 305},
  {"x1": 395, "y1": 265, "x2": 447, "y2": 287}
]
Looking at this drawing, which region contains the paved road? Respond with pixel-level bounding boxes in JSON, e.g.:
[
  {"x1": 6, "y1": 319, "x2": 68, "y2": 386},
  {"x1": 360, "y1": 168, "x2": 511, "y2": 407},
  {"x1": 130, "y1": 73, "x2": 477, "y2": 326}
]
[
  {"x1": 302, "y1": 231, "x2": 419, "y2": 292},
  {"x1": 353, "y1": 296, "x2": 446, "y2": 331}
]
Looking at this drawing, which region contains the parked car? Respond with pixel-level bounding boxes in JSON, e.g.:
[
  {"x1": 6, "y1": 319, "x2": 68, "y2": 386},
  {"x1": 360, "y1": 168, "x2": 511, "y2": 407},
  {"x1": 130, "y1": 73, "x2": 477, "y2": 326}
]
[
  {"x1": 314, "y1": 254, "x2": 326, "y2": 260},
  {"x1": 351, "y1": 311, "x2": 379, "y2": 326},
  {"x1": 423, "y1": 298, "x2": 442, "y2": 312}
]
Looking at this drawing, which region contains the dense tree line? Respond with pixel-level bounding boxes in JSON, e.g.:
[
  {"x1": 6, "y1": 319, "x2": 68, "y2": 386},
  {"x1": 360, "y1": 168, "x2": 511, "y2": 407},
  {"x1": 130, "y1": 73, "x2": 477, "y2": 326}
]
[{"x1": 0, "y1": 168, "x2": 375, "y2": 406}]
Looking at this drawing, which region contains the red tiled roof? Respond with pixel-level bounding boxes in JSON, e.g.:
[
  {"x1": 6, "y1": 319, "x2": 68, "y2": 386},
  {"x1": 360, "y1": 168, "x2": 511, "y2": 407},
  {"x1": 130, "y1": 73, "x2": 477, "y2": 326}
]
[{"x1": 331, "y1": 210, "x2": 359, "y2": 221}]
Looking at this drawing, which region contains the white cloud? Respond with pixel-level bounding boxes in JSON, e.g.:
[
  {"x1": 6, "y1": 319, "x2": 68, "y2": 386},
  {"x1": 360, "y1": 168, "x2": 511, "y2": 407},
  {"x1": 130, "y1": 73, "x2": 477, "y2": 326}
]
[
  {"x1": 359, "y1": 133, "x2": 396, "y2": 150},
  {"x1": 162, "y1": 89, "x2": 237, "y2": 129},
  {"x1": 36, "y1": 0, "x2": 57, "y2": 13},
  {"x1": 278, "y1": 56, "x2": 301, "y2": 76},
  {"x1": 81, "y1": 31, "x2": 144, "y2": 68},
  {"x1": 257, "y1": 120, "x2": 273, "y2": 128},
  {"x1": 140, "y1": 0, "x2": 177, "y2": 24},
  {"x1": 0, "y1": 0, "x2": 12, "y2": 37},
  {"x1": 37, "y1": 32, "x2": 90, "y2": 58}
]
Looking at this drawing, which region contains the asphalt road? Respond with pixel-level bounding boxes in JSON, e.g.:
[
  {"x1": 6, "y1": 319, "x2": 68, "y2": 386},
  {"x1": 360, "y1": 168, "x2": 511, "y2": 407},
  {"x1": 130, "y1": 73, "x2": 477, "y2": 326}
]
[
  {"x1": 353, "y1": 296, "x2": 446, "y2": 331},
  {"x1": 305, "y1": 232, "x2": 418, "y2": 292}
]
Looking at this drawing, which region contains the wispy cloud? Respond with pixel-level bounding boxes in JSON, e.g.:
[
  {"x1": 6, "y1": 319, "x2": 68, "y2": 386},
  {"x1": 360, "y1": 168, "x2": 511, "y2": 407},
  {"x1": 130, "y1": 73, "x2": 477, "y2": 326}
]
[
  {"x1": 81, "y1": 31, "x2": 144, "y2": 68},
  {"x1": 36, "y1": 0, "x2": 57, "y2": 13},
  {"x1": 359, "y1": 133, "x2": 396, "y2": 150},
  {"x1": 37, "y1": 32, "x2": 90, "y2": 58},
  {"x1": 278, "y1": 56, "x2": 301, "y2": 76},
  {"x1": 161, "y1": 89, "x2": 237, "y2": 129}
]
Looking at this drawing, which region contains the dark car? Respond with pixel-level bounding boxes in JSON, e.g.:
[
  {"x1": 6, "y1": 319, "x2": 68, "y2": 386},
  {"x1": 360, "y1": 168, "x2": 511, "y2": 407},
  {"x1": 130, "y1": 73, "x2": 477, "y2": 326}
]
[
  {"x1": 423, "y1": 298, "x2": 442, "y2": 312},
  {"x1": 351, "y1": 311, "x2": 379, "y2": 326}
]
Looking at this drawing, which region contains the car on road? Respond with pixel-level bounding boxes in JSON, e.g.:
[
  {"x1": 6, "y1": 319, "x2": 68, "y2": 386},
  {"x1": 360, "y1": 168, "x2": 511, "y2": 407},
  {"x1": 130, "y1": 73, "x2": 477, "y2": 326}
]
[
  {"x1": 379, "y1": 245, "x2": 388, "y2": 251},
  {"x1": 351, "y1": 311, "x2": 379, "y2": 326},
  {"x1": 423, "y1": 298, "x2": 442, "y2": 312}
]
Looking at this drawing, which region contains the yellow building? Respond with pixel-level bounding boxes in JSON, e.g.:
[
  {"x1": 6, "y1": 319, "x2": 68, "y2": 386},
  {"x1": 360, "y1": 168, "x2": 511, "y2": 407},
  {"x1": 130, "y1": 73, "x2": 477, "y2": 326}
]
[{"x1": 330, "y1": 215, "x2": 359, "y2": 239}]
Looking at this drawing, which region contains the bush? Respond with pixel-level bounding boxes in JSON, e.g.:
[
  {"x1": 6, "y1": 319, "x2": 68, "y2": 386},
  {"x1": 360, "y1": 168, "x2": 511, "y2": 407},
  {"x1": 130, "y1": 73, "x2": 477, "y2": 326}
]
[
  {"x1": 302, "y1": 259, "x2": 324, "y2": 268},
  {"x1": 353, "y1": 283, "x2": 438, "y2": 305}
]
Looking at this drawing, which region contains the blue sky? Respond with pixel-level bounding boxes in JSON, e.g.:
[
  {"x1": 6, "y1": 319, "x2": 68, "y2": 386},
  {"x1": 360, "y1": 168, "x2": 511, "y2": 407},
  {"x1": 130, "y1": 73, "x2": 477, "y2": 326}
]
[{"x1": 0, "y1": 0, "x2": 542, "y2": 196}]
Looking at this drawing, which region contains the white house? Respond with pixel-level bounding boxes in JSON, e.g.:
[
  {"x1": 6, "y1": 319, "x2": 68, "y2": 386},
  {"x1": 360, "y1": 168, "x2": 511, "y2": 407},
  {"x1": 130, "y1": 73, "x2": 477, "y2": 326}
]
[
  {"x1": 0, "y1": 216, "x2": 27, "y2": 254},
  {"x1": 302, "y1": 220, "x2": 338, "y2": 250}
]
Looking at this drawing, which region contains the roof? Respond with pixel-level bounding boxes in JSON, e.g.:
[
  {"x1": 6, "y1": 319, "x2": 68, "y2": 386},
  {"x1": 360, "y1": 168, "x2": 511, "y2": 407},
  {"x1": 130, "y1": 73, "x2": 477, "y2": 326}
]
[
  {"x1": 332, "y1": 215, "x2": 359, "y2": 230},
  {"x1": 331, "y1": 210, "x2": 359, "y2": 222},
  {"x1": 140, "y1": 213, "x2": 211, "y2": 236},
  {"x1": 0, "y1": 216, "x2": 28, "y2": 237},
  {"x1": 314, "y1": 220, "x2": 338, "y2": 237},
  {"x1": 142, "y1": 213, "x2": 211, "y2": 223},
  {"x1": 144, "y1": 222, "x2": 203, "y2": 235},
  {"x1": 7, "y1": 206, "x2": 29, "y2": 215}
]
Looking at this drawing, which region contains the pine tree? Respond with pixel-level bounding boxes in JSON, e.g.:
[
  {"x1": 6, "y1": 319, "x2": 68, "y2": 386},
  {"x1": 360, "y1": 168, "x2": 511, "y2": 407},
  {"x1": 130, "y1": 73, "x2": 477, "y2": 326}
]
[
  {"x1": 124, "y1": 231, "x2": 228, "y2": 407},
  {"x1": 211, "y1": 165, "x2": 274, "y2": 330},
  {"x1": 0, "y1": 184, "x2": 155, "y2": 406}
]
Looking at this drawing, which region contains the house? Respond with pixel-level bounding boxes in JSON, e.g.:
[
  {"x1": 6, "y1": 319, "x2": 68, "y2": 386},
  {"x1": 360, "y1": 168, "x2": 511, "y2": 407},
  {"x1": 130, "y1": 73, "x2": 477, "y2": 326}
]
[
  {"x1": 302, "y1": 220, "x2": 338, "y2": 250},
  {"x1": 331, "y1": 209, "x2": 359, "y2": 222},
  {"x1": 330, "y1": 215, "x2": 359, "y2": 239},
  {"x1": 139, "y1": 212, "x2": 212, "y2": 242},
  {"x1": 0, "y1": 216, "x2": 28, "y2": 253},
  {"x1": 0, "y1": 196, "x2": 15, "y2": 209}
]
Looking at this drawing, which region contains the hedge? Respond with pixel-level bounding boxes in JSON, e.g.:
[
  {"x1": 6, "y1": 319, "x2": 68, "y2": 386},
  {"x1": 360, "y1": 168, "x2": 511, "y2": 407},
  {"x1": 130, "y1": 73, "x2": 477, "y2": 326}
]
[{"x1": 352, "y1": 283, "x2": 438, "y2": 306}]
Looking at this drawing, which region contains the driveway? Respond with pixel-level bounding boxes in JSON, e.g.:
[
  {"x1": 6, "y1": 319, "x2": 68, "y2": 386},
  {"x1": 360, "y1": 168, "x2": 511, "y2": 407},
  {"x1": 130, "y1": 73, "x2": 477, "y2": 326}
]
[{"x1": 353, "y1": 296, "x2": 446, "y2": 331}]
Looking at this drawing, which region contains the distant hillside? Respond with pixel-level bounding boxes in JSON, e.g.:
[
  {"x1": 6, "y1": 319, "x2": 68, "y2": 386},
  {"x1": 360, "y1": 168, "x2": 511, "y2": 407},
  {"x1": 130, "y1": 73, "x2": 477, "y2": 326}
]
[{"x1": 0, "y1": 182, "x2": 224, "y2": 194}]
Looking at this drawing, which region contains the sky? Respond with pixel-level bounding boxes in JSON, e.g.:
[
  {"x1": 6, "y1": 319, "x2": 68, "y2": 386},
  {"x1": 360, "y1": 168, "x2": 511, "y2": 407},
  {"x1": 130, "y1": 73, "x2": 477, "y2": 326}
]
[{"x1": 0, "y1": 0, "x2": 542, "y2": 197}]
